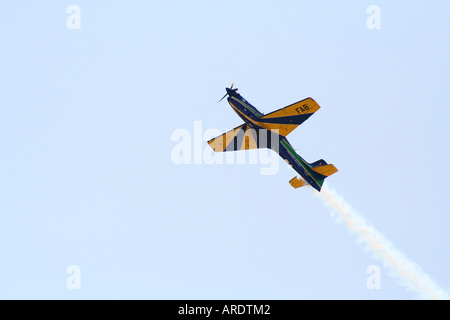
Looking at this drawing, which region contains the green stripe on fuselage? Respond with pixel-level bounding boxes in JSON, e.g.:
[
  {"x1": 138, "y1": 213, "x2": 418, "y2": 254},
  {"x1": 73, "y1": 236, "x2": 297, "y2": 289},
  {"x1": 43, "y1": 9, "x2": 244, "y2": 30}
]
[
  {"x1": 231, "y1": 97, "x2": 263, "y2": 117},
  {"x1": 280, "y1": 139, "x2": 324, "y2": 188}
]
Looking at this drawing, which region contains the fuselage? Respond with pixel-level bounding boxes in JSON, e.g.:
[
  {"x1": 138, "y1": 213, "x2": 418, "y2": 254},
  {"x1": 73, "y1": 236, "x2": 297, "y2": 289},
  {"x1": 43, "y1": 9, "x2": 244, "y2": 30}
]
[
  {"x1": 226, "y1": 89, "x2": 264, "y2": 122},
  {"x1": 226, "y1": 90, "x2": 324, "y2": 191}
]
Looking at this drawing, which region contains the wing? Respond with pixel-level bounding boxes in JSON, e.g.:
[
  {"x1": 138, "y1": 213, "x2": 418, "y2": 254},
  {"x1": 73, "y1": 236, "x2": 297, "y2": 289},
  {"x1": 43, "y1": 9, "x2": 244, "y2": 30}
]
[
  {"x1": 256, "y1": 97, "x2": 320, "y2": 137},
  {"x1": 207, "y1": 123, "x2": 278, "y2": 152}
]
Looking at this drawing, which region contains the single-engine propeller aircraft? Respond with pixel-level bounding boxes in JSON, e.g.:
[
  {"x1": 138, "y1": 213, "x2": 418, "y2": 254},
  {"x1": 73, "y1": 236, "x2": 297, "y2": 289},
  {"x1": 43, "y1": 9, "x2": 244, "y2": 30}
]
[{"x1": 208, "y1": 83, "x2": 338, "y2": 192}]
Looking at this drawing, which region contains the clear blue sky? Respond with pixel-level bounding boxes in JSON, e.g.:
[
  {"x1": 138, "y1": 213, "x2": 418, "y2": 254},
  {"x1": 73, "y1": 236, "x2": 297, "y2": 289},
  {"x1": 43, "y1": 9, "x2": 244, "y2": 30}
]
[{"x1": 1, "y1": 1, "x2": 449, "y2": 299}]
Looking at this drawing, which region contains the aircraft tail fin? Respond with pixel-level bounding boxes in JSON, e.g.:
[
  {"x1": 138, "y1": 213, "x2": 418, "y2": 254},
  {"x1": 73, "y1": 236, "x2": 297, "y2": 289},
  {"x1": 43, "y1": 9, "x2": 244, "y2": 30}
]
[{"x1": 289, "y1": 160, "x2": 338, "y2": 190}]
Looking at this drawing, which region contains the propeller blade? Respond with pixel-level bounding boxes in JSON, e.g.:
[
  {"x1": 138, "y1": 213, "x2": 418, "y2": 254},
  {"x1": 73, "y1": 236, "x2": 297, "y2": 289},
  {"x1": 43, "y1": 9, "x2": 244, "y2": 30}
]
[
  {"x1": 218, "y1": 93, "x2": 228, "y2": 103},
  {"x1": 230, "y1": 82, "x2": 234, "y2": 90}
]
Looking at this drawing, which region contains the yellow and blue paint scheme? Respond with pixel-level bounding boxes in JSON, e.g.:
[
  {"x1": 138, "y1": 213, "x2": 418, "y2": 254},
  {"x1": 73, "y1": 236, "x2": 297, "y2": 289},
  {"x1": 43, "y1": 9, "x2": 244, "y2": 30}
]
[{"x1": 208, "y1": 86, "x2": 337, "y2": 192}]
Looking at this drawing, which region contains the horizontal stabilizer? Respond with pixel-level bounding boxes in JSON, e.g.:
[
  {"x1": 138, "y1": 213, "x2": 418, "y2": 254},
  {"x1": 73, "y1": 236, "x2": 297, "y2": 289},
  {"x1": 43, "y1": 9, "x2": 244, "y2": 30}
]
[
  {"x1": 289, "y1": 176, "x2": 308, "y2": 189},
  {"x1": 311, "y1": 164, "x2": 338, "y2": 177}
]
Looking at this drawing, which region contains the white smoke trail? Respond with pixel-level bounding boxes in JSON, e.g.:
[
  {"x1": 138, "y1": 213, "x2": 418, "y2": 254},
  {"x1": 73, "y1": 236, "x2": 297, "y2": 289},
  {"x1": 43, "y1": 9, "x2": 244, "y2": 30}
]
[{"x1": 316, "y1": 183, "x2": 449, "y2": 300}]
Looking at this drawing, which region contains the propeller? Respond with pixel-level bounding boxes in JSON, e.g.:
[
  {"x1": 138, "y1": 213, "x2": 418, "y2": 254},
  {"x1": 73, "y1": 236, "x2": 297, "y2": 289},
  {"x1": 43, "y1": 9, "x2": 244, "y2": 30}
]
[
  {"x1": 218, "y1": 93, "x2": 228, "y2": 103},
  {"x1": 218, "y1": 82, "x2": 238, "y2": 103}
]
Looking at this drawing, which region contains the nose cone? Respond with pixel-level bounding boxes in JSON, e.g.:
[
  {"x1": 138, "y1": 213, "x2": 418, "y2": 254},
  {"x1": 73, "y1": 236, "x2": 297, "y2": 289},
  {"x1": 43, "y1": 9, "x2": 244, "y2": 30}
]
[{"x1": 226, "y1": 87, "x2": 238, "y2": 96}]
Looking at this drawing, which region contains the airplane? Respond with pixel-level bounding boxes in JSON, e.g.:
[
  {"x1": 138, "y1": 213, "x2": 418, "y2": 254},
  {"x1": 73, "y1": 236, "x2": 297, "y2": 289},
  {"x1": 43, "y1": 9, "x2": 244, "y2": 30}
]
[{"x1": 207, "y1": 83, "x2": 338, "y2": 192}]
